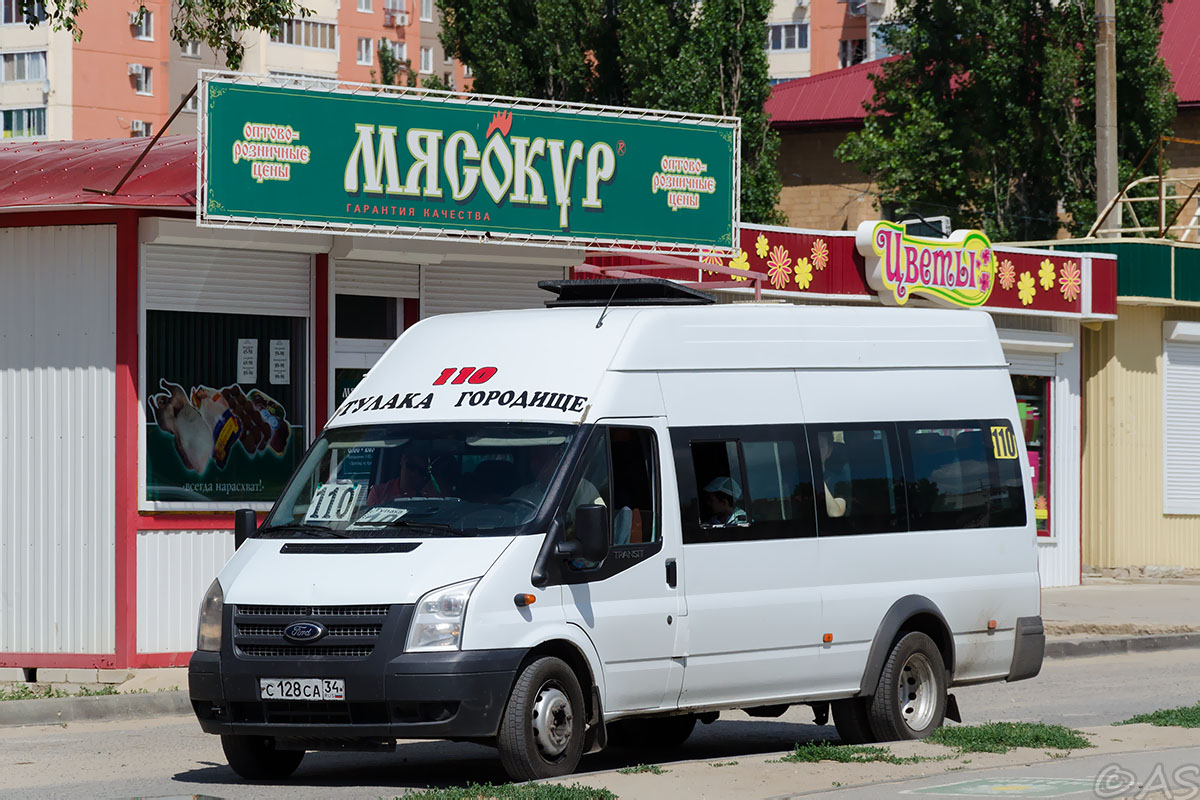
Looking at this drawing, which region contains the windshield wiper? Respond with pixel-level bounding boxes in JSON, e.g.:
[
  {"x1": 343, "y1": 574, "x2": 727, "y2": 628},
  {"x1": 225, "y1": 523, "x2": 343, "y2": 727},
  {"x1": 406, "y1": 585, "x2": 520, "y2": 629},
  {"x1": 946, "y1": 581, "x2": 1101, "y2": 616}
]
[
  {"x1": 257, "y1": 522, "x2": 351, "y2": 539},
  {"x1": 377, "y1": 519, "x2": 470, "y2": 537}
]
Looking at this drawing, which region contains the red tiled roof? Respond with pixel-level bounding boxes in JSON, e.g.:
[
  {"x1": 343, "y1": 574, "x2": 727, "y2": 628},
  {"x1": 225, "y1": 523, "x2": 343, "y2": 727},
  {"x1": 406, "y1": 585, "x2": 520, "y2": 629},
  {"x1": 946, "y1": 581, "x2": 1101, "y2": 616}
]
[
  {"x1": 0, "y1": 135, "x2": 196, "y2": 209},
  {"x1": 766, "y1": 57, "x2": 892, "y2": 129},
  {"x1": 1161, "y1": 0, "x2": 1200, "y2": 106}
]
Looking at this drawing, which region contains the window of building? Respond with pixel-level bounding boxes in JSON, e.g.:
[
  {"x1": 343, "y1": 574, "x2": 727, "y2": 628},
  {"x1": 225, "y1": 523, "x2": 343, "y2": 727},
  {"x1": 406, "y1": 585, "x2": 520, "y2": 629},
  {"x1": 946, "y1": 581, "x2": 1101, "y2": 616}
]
[
  {"x1": 2, "y1": 0, "x2": 46, "y2": 25},
  {"x1": 463, "y1": 63, "x2": 472, "y2": 78},
  {"x1": 335, "y1": 295, "x2": 398, "y2": 340},
  {"x1": 132, "y1": 64, "x2": 153, "y2": 95},
  {"x1": 900, "y1": 421, "x2": 1026, "y2": 531},
  {"x1": 182, "y1": 39, "x2": 201, "y2": 58},
  {"x1": 1, "y1": 51, "x2": 46, "y2": 82},
  {"x1": 271, "y1": 19, "x2": 338, "y2": 50},
  {"x1": 443, "y1": 71, "x2": 454, "y2": 88},
  {"x1": 1, "y1": 106, "x2": 45, "y2": 138},
  {"x1": 357, "y1": 37, "x2": 373, "y2": 65},
  {"x1": 809, "y1": 424, "x2": 906, "y2": 535},
  {"x1": 1012, "y1": 376, "x2": 1051, "y2": 534},
  {"x1": 357, "y1": 0, "x2": 371, "y2": 10},
  {"x1": 839, "y1": 38, "x2": 866, "y2": 68},
  {"x1": 183, "y1": 92, "x2": 199, "y2": 113},
  {"x1": 420, "y1": 46, "x2": 432, "y2": 73},
  {"x1": 1163, "y1": 327, "x2": 1200, "y2": 514},
  {"x1": 767, "y1": 23, "x2": 809, "y2": 51},
  {"x1": 132, "y1": 9, "x2": 153, "y2": 40},
  {"x1": 130, "y1": 120, "x2": 153, "y2": 137},
  {"x1": 380, "y1": 38, "x2": 406, "y2": 63},
  {"x1": 420, "y1": 0, "x2": 433, "y2": 21}
]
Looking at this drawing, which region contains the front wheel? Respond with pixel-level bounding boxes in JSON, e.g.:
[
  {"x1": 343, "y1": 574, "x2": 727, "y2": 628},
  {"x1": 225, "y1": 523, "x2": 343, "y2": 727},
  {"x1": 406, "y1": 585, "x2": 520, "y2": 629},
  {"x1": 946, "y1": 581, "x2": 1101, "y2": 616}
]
[
  {"x1": 221, "y1": 734, "x2": 305, "y2": 780},
  {"x1": 867, "y1": 631, "x2": 947, "y2": 741},
  {"x1": 497, "y1": 656, "x2": 587, "y2": 781}
]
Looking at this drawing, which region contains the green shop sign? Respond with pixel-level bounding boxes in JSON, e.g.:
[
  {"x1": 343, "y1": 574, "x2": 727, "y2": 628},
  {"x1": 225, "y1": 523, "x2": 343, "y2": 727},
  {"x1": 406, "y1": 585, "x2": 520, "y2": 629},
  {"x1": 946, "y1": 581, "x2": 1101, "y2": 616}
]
[{"x1": 199, "y1": 72, "x2": 740, "y2": 254}]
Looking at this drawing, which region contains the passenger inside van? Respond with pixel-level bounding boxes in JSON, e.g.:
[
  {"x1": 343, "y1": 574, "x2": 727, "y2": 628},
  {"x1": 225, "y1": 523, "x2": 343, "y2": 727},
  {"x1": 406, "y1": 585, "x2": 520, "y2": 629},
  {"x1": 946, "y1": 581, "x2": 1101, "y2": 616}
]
[
  {"x1": 703, "y1": 476, "x2": 748, "y2": 526},
  {"x1": 818, "y1": 432, "x2": 850, "y2": 518},
  {"x1": 366, "y1": 445, "x2": 437, "y2": 504}
]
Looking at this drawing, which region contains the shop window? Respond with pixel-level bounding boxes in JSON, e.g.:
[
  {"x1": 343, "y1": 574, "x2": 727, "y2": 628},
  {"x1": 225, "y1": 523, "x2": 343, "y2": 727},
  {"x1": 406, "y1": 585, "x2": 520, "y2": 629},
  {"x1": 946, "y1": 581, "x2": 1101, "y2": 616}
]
[
  {"x1": 1163, "y1": 336, "x2": 1200, "y2": 514},
  {"x1": 144, "y1": 310, "x2": 307, "y2": 505},
  {"x1": 808, "y1": 424, "x2": 906, "y2": 535},
  {"x1": 1012, "y1": 375, "x2": 1051, "y2": 535},
  {"x1": 336, "y1": 294, "x2": 398, "y2": 340}
]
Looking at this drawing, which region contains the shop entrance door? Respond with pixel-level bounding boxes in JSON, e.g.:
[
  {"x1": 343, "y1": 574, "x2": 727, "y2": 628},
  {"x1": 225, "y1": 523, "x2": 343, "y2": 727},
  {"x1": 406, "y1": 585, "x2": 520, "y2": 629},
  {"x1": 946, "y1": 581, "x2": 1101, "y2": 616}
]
[{"x1": 1011, "y1": 374, "x2": 1051, "y2": 538}]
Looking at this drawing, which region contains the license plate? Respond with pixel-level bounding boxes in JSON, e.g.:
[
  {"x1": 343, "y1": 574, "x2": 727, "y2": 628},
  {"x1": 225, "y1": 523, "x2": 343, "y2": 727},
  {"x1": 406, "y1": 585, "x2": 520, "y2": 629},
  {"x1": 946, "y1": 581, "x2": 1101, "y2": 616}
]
[{"x1": 259, "y1": 678, "x2": 345, "y2": 701}]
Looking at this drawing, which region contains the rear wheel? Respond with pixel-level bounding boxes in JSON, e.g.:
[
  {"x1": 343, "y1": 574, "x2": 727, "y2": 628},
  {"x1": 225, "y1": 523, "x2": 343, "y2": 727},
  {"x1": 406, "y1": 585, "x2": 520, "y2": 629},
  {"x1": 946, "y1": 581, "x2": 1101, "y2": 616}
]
[
  {"x1": 497, "y1": 656, "x2": 587, "y2": 781},
  {"x1": 867, "y1": 631, "x2": 947, "y2": 741},
  {"x1": 606, "y1": 715, "x2": 697, "y2": 750},
  {"x1": 831, "y1": 697, "x2": 876, "y2": 744},
  {"x1": 221, "y1": 734, "x2": 305, "y2": 780}
]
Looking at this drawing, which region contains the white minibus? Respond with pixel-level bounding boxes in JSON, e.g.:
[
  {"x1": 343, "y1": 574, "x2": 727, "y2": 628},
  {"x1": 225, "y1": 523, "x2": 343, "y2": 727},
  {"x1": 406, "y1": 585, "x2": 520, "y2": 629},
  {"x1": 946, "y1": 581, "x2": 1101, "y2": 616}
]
[{"x1": 189, "y1": 279, "x2": 1044, "y2": 781}]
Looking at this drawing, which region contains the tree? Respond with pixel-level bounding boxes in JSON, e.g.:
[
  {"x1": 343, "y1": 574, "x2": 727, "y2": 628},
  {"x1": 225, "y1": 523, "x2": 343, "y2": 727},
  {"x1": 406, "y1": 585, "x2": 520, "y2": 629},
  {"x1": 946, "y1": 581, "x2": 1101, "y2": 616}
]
[
  {"x1": 439, "y1": 0, "x2": 785, "y2": 224},
  {"x1": 836, "y1": 0, "x2": 1176, "y2": 240},
  {"x1": 11, "y1": 1, "x2": 312, "y2": 70}
]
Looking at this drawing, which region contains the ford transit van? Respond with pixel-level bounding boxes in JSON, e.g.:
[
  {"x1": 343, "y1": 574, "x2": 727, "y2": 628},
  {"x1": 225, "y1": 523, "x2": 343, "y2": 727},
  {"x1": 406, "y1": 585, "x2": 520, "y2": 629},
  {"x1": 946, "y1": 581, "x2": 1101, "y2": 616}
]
[{"x1": 188, "y1": 279, "x2": 1044, "y2": 781}]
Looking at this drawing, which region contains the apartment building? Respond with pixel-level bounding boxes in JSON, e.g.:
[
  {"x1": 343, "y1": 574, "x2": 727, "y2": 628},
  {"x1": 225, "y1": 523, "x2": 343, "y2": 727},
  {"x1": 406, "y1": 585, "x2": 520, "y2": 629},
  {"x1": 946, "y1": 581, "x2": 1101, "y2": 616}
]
[
  {"x1": 766, "y1": 0, "x2": 894, "y2": 84},
  {"x1": 0, "y1": 0, "x2": 470, "y2": 141}
]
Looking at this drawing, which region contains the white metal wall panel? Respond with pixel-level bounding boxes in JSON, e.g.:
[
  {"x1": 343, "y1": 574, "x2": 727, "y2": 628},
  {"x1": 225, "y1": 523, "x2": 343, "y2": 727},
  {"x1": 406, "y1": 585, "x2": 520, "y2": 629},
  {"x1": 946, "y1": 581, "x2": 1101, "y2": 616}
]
[
  {"x1": 143, "y1": 244, "x2": 311, "y2": 316},
  {"x1": 334, "y1": 260, "x2": 419, "y2": 298},
  {"x1": 0, "y1": 225, "x2": 117, "y2": 653},
  {"x1": 136, "y1": 530, "x2": 233, "y2": 653},
  {"x1": 420, "y1": 263, "x2": 568, "y2": 317},
  {"x1": 1163, "y1": 340, "x2": 1200, "y2": 514},
  {"x1": 1005, "y1": 351, "x2": 1056, "y2": 376}
]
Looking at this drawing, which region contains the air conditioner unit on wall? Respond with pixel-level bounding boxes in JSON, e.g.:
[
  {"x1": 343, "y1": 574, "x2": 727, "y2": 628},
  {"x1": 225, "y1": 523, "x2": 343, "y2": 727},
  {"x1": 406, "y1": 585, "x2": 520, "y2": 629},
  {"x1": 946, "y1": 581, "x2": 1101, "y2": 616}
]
[
  {"x1": 128, "y1": 11, "x2": 139, "y2": 24},
  {"x1": 796, "y1": 0, "x2": 809, "y2": 7},
  {"x1": 847, "y1": 0, "x2": 867, "y2": 16},
  {"x1": 127, "y1": 63, "x2": 144, "y2": 77}
]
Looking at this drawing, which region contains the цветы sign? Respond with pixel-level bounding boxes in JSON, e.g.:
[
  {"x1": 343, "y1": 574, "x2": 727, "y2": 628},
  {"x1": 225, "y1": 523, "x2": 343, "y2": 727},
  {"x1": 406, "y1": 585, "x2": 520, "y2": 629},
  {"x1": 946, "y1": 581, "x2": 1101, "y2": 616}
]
[
  {"x1": 199, "y1": 72, "x2": 740, "y2": 254},
  {"x1": 857, "y1": 220, "x2": 996, "y2": 308}
]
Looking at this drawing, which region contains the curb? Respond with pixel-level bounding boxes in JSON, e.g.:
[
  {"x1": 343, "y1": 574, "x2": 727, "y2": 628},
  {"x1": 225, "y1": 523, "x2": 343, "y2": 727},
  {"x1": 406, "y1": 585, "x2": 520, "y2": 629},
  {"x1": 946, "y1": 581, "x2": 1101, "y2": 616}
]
[
  {"x1": 1046, "y1": 632, "x2": 1200, "y2": 659},
  {"x1": 0, "y1": 690, "x2": 190, "y2": 728}
]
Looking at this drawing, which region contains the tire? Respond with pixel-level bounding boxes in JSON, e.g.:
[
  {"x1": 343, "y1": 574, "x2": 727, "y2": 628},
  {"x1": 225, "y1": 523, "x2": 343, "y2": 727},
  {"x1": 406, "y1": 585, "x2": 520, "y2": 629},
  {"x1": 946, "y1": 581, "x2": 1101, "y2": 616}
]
[
  {"x1": 867, "y1": 631, "x2": 947, "y2": 741},
  {"x1": 220, "y1": 734, "x2": 305, "y2": 780},
  {"x1": 498, "y1": 656, "x2": 587, "y2": 781},
  {"x1": 606, "y1": 715, "x2": 697, "y2": 750},
  {"x1": 831, "y1": 697, "x2": 877, "y2": 744}
]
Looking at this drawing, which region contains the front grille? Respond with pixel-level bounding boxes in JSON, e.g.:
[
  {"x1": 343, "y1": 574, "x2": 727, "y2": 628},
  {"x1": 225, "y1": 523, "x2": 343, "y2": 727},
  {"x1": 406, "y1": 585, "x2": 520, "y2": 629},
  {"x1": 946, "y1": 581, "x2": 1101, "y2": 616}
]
[
  {"x1": 231, "y1": 700, "x2": 389, "y2": 725},
  {"x1": 232, "y1": 603, "x2": 393, "y2": 660}
]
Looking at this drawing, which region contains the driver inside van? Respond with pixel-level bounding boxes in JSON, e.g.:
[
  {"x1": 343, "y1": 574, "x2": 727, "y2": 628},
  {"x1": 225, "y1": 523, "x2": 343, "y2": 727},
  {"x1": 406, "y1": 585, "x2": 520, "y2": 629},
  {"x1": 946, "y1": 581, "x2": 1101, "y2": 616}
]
[
  {"x1": 818, "y1": 431, "x2": 850, "y2": 518},
  {"x1": 703, "y1": 476, "x2": 747, "y2": 526},
  {"x1": 366, "y1": 445, "x2": 438, "y2": 505}
]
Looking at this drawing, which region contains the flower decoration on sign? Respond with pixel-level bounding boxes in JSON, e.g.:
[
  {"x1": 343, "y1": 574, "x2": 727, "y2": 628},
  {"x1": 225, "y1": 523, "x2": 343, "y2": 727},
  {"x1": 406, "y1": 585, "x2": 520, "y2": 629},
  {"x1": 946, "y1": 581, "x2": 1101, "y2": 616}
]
[
  {"x1": 699, "y1": 249, "x2": 723, "y2": 276},
  {"x1": 794, "y1": 256, "x2": 814, "y2": 291},
  {"x1": 999, "y1": 259, "x2": 1016, "y2": 291},
  {"x1": 1018, "y1": 271, "x2": 1037, "y2": 306},
  {"x1": 981, "y1": 248, "x2": 992, "y2": 267},
  {"x1": 1038, "y1": 258, "x2": 1056, "y2": 291},
  {"x1": 767, "y1": 245, "x2": 792, "y2": 289},
  {"x1": 729, "y1": 250, "x2": 751, "y2": 282},
  {"x1": 755, "y1": 234, "x2": 769, "y2": 259},
  {"x1": 811, "y1": 238, "x2": 830, "y2": 271},
  {"x1": 1059, "y1": 260, "x2": 1081, "y2": 303},
  {"x1": 979, "y1": 271, "x2": 992, "y2": 295}
]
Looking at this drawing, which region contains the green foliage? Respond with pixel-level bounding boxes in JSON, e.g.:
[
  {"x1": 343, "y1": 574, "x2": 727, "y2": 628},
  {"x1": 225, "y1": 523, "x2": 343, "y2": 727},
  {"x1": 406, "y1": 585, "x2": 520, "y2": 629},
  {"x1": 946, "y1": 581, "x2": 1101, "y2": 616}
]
[
  {"x1": 439, "y1": 0, "x2": 785, "y2": 224},
  {"x1": 778, "y1": 741, "x2": 928, "y2": 765},
  {"x1": 0, "y1": 684, "x2": 69, "y2": 701},
  {"x1": 616, "y1": 763, "x2": 668, "y2": 774},
  {"x1": 928, "y1": 722, "x2": 1093, "y2": 753},
  {"x1": 837, "y1": 0, "x2": 1176, "y2": 240},
  {"x1": 1117, "y1": 701, "x2": 1200, "y2": 727},
  {"x1": 398, "y1": 784, "x2": 617, "y2": 800},
  {"x1": 14, "y1": 1, "x2": 313, "y2": 70},
  {"x1": 74, "y1": 685, "x2": 119, "y2": 697}
]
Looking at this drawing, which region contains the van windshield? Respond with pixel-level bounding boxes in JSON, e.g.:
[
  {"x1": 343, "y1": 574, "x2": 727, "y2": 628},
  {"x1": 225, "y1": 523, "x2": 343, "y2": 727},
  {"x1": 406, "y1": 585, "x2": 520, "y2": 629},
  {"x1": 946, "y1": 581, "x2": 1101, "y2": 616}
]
[{"x1": 261, "y1": 423, "x2": 575, "y2": 538}]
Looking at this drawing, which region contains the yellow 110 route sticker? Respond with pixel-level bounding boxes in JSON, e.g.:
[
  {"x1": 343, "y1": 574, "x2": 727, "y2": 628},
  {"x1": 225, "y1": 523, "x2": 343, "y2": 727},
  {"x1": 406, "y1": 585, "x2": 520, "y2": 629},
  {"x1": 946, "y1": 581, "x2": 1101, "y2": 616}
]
[{"x1": 990, "y1": 426, "x2": 1019, "y2": 459}]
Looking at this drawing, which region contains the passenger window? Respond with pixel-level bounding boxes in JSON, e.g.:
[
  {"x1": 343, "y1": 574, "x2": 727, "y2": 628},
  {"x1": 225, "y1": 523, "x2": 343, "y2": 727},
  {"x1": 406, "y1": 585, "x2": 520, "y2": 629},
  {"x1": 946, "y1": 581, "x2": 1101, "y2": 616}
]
[
  {"x1": 744, "y1": 440, "x2": 803, "y2": 522},
  {"x1": 690, "y1": 440, "x2": 749, "y2": 527},
  {"x1": 901, "y1": 421, "x2": 1026, "y2": 530},
  {"x1": 809, "y1": 424, "x2": 906, "y2": 535}
]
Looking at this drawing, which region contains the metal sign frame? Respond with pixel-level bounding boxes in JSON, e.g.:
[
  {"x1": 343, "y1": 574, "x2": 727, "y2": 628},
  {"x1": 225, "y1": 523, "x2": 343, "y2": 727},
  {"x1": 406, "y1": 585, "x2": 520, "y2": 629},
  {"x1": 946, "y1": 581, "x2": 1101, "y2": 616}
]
[{"x1": 196, "y1": 70, "x2": 741, "y2": 256}]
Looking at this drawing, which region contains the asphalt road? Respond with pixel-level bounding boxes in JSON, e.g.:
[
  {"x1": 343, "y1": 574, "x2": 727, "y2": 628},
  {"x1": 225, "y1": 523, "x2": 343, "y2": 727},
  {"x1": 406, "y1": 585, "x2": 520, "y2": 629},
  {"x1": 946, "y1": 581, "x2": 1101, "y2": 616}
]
[{"x1": 1, "y1": 648, "x2": 1197, "y2": 799}]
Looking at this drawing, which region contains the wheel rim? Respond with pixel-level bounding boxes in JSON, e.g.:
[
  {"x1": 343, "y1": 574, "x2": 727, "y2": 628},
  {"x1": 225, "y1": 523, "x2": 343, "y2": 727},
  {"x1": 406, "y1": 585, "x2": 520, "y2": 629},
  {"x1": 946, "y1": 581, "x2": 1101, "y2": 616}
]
[
  {"x1": 531, "y1": 682, "x2": 573, "y2": 760},
  {"x1": 897, "y1": 652, "x2": 938, "y2": 731}
]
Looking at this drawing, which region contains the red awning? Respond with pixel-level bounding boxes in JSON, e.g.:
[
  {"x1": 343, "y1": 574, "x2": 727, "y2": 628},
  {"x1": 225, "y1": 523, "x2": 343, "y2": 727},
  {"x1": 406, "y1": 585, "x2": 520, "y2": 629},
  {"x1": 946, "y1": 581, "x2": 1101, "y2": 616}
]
[{"x1": 0, "y1": 135, "x2": 197, "y2": 210}]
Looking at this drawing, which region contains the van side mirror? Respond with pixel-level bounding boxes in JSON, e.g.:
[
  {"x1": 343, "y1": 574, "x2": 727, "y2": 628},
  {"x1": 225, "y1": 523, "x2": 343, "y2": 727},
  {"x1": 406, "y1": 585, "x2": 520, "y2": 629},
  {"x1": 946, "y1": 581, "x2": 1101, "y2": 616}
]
[
  {"x1": 561, "y1": 504, "x2": 609, "y2": 563},
  {"x1": 234, "y1": 508, "x2": 258, "y2": 550}
]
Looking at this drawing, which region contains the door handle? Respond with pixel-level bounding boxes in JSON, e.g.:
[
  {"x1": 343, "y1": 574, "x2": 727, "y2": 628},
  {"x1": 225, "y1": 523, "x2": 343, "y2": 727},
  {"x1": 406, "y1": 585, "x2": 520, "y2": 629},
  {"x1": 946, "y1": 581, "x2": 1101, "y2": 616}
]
[{"x1": 665, "y1": 558, "x2": 677, "y2": 588}]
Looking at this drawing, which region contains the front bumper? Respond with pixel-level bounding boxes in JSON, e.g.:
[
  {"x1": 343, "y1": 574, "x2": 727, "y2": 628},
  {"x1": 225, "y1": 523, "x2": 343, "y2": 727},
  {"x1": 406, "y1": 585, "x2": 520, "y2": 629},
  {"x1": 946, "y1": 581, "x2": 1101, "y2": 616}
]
[{"x1": 189, "y1": 646, "x2": 525, "y2": 740}]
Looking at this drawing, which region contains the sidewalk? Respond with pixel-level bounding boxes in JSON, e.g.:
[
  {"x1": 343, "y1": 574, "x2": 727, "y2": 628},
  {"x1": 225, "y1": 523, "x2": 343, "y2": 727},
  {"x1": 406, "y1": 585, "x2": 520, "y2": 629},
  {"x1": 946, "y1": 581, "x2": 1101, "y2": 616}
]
[{"x1": 1, "y1": 582, "x2": 1196, "y2": 728}]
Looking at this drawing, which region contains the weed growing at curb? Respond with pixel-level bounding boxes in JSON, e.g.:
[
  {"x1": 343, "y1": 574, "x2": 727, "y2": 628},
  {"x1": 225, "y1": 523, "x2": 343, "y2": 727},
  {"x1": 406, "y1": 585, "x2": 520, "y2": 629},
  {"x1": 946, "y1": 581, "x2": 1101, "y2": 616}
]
[
  {"x1": 0, "y1": 684, "x2": 124, "y2": 701},
  {"x1": 399, "y1": 784, "x2": 617, "y2": 799},
  {"x1": 929, "y1": 722, "x2": 1093, "y2": 753},
  {"x1": 708, "y1": 761, "x2": 738, "y2": 768},
  {"x1": 617, "y1": 764, "x2": 668, "y2": 775},
  {"x1": 1117, "y1": 702, "x2": 1200, "y2": 728},
  {"x1": 778, "y1": 742, "x2": 929, "y2": 765},
  {"x1": 75, "y1": 686, "x2": 119, "y2": 697}
]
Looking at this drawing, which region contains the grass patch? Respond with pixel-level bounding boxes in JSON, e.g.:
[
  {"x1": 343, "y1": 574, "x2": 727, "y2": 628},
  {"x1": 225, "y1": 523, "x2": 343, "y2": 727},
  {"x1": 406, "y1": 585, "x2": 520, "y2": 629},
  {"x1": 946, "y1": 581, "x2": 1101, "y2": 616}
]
[
  {"x1": 708, "y1": 761, "x2": 738, "y2": 768},
  {"x1": 617, "y1": 763, "x2": 667, "y2": 775},
  {"x1": 928, "y1": 722, "x2": 1092, "y2": 754},
  {"x1": 75, "y1": 685, "x2": 119, "y2": 697},
  {"x1": 778, "y1": 742, "x2": 927, "y2": 765},
  {"x1": 0, "y1": 685, "x2": 70, "y2": 701},
  {"x1": 400, "y1": 784, "x2": 616, "y2": 800},
  {"x1": 1117, "y1": 702, "x2": 1200, "y2": 728}
]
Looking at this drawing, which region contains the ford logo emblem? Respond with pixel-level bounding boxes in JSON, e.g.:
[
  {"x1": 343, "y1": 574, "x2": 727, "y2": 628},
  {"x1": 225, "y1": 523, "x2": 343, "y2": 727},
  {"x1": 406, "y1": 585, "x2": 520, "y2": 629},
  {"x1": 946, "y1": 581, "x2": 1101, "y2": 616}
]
[{"x1": 283, "y1": 621, "x2": 327, "y2": 643}]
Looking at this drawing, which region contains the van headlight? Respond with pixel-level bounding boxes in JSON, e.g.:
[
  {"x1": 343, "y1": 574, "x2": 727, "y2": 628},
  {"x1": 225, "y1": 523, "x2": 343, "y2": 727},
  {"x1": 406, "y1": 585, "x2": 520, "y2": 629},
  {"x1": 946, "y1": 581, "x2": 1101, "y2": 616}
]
[
  {"x1": 196, "y1": 579, "x2": 224, "y2": 652},
  {"x1": 406, "y1": 579, "x2": 479, "y2": 652}
]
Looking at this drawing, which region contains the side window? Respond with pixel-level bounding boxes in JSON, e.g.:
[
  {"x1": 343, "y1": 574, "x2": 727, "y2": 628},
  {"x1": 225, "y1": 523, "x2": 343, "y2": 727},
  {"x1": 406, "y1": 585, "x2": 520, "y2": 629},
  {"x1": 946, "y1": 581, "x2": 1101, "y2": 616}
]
[
  {"x1": 673, "y1": 426, "x2": 816, "y2": 544},
  {"x1": 563, "y1": 426, "x2": 660, "y2": 549},
  {"x1": 901, "y1": 420, "x2": 1026, "y2": 530},
  {"x1": 809, "y1": 424, "x2": 906, "y2": 535},
  {"x1": 563, "y1": 433, "x2": 610, "y2": 545}
]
